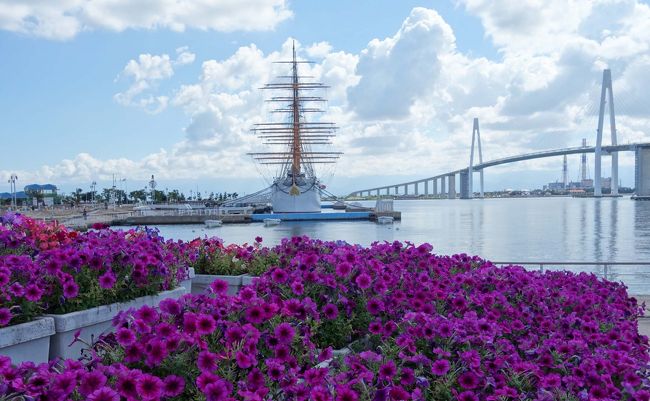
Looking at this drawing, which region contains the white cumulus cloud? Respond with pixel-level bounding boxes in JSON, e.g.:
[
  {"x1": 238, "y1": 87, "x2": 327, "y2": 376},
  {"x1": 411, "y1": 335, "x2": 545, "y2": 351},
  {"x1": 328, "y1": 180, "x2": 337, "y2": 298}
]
[
  {"x1": 8, "y1": 3, "x2": 650, "y2": 192},
  {"x1": 0, "y1": 0, "x2": 292, "y2": 40},
  {"x1": 114, "y1": 48, "x2": 195, "y2": 114}
]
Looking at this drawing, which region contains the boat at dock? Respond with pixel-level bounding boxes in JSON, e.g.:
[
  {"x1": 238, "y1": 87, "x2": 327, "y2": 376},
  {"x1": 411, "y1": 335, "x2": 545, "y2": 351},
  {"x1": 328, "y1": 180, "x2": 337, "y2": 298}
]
[
  {"x1": 263, "y1": 218, "x2": 281, "y2": 227},
  {"x1": 376, "y1": 216, "x2": 394, "y2": 224},
  {"x1": 204, "y1": 220, "x2": 223, "y2": 228}
]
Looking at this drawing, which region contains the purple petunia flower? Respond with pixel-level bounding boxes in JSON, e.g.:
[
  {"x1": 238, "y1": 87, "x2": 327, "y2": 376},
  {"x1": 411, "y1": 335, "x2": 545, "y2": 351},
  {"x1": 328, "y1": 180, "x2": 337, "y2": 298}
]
[
  {"x1": 24, "y1": 284, "x2": 43, "y2": 301},
  {"x1": 198, "y1": 351, "x2": 218, "y2": 372},
  {"x1": 379, "y1": 360, "x2": 397, "y2": 381},
  {"x1": 196, "y1": 314, "x2": 216, "y2": 335},
  {"x1": 87, "y1": 387, "x2": 120, "y2": 401},
  {"x1": 115, "y1": 328, "x2": 136, "y2": 346},
  {"x1": 98, "y1": 270, "x2": 117, "y2": 289},
  {"x1": 203, "y1": 379, "x2": 230, "y2": 401},
  {"x1": 136, "y1": 374, "x2": 163, "y2": 400},
  {"x1": 245, "y1": 306, "x2": 265, "y2": 324},
  {"x1": 79, "y1": 371, "x2": 107, "y2": 396},
  {"x1": 457, "y1": 372, "x2": 479, "y2": 390},
  {"x1": 335, "y1": 385, "x2": 359, "y2": 401},
  {"x1": 0, "y1": 308, "x2": 12, "y2": 326},
  {"x1": 355, "y1": 273, "x2": 371, "y2": 289},
  {"x1": 62, "y1": 280, "x2": 79, "y2": 298},
  {"x1": 210, "y1": 279, "x2": 229, "y2": 295},
  {"x1": 323, "y1": 303, "x2": 339, "y2": 320},
  {"x1": 274, "y1": 323, "x2": 295, "y2": 343},
  {"x1": 457, "y1": 391, "x2": 478, "y2": 401},
  {"x1": 163, "y1": 375, "x2": 185, "y2": 397},
  {"x1": 431, "y1": 359, "x2": 450, "y2": 376}
]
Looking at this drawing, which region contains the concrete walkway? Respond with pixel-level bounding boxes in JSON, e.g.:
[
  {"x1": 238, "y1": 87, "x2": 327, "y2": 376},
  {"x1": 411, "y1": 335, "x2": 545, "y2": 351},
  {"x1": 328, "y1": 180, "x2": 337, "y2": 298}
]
[{"x1": 635, "y1": 296, "x2": 650, "y2": 337}]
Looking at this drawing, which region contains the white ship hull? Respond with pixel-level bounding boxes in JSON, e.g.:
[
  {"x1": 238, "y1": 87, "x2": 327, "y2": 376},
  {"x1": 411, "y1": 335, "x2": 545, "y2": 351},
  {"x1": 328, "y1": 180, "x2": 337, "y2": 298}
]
[{"x1": 271, "y1": 177, "x2": 321, "y2": 213}]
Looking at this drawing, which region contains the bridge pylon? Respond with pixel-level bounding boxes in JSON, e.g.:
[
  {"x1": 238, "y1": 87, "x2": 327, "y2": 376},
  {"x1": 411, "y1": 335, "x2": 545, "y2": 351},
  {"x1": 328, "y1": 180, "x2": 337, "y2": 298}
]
[
  {"x1": 594, "y1": 69, "x2": 618, "y2": 197},
  {"x1": 467, "y1": 118, "x2": 484, "y2": 198}
]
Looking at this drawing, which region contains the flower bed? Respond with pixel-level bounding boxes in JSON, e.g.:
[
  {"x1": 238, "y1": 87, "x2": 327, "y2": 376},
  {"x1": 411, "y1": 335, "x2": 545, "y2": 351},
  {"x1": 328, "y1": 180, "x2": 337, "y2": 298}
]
[
  {"x1": 0, "y1": 213, "x2": 191, "y2": 360},
  {"x1": 1, "y1": 236, "x2": 648, "y2": 400},
  {"x1": 186, "y1": 236, "x2": 278, "y2": 295}
]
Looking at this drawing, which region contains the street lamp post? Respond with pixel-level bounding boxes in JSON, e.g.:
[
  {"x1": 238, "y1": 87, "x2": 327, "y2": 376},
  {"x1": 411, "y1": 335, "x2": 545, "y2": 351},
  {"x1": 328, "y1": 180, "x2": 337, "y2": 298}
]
[
  {"x1": 91, "y1": 181, "x2": 97, "y2": 204},
  {"x1": 7, "y1": 174, "x2": 18, "y2": 209},
  {"x1": 120, "y1": 178, "x2": 127, "y2": 204}
]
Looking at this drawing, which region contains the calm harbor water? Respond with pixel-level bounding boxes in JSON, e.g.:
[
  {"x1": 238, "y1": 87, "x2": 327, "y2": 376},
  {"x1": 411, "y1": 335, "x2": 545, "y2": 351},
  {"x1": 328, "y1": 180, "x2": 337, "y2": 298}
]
[{"x1": 147, "y1": 197, "x2": 650, "y2": 293}]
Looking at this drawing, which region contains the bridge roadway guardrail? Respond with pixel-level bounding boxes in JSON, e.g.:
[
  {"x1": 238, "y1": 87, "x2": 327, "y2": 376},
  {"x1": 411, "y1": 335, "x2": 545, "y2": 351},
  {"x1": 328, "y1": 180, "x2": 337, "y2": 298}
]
[{"x1": 493, "y1": 261, "x2": 650, "y2": 296}]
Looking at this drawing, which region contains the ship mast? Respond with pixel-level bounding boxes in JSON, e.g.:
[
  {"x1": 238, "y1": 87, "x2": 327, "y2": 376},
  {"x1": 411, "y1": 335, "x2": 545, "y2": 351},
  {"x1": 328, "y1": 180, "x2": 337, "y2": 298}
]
[
  {"x1": 291, "y1": 42, "x2": 301, "y2": 180},
  {"x1": 249, "y1": 41, "x2": 341, "y2": 193}
]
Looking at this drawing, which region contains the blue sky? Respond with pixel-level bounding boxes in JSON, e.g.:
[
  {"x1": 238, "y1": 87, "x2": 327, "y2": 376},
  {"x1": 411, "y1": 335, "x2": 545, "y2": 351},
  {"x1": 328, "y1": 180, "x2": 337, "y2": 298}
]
[{"x1": 1, "y1": 0, "x2": 649, "y2": 196}]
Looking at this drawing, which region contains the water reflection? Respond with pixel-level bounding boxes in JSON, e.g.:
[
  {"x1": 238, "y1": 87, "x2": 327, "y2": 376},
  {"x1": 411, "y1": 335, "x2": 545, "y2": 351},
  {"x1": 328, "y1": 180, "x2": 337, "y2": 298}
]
[
  {"x1": 594, "y1": 200, "x2": 603, "y2": 261},
  {"x1": 150, "y1": 198, "x2": 650, "y2": 263}
]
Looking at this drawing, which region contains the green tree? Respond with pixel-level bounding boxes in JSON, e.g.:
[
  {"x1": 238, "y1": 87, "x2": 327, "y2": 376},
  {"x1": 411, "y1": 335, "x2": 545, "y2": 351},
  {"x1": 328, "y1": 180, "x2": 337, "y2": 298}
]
[{"x1": 129, "y1": 190, "x2": 147, "y2": 202}]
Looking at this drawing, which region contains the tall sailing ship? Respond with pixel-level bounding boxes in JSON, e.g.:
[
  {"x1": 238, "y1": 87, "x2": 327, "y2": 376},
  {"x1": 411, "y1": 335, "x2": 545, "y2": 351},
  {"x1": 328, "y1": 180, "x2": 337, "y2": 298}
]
[{"x1": 249, "y1": 43, "x2": 341, "y2": 213}]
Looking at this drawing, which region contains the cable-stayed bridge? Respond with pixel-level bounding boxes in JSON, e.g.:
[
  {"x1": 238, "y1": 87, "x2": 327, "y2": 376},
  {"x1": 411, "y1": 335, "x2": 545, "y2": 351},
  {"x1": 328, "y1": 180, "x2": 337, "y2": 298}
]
[{"x1": 349, "y1": 69, "x2": 650, "y2": 200}]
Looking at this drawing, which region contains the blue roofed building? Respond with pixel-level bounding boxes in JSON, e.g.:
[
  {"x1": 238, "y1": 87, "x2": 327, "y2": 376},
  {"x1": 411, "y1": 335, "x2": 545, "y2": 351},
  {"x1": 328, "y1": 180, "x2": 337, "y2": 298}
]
[{"x1": 23, "y1": 184, "x2": 58, "y2": 206}]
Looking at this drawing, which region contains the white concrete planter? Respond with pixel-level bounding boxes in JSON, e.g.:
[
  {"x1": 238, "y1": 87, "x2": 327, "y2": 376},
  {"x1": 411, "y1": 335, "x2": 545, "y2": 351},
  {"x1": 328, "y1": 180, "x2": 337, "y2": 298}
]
[
  {"x1": 241, "y1": 275, "x2": 258, "y2": 287},
  {"x1": 46, "y1": 286, "x2": 186, "y2": 361},
  {"x1": 192, "y1": 274, "x2": 242, "y2": 296},
  {"x1": 0, "y1": 317, "x2": 55, "y2": 365},
  {"x1": 315, "y1": 347, "x2": 352, "y2": 369},
  {"x1": 180, "y1": 267, "x2": 195, "y2": 294}
]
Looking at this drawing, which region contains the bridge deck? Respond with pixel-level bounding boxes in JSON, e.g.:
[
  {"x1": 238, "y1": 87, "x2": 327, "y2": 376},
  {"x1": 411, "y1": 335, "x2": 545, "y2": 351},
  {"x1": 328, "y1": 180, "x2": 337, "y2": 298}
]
[{"x1": 352, "y1": 142, "x2": 650, "y2": 195}]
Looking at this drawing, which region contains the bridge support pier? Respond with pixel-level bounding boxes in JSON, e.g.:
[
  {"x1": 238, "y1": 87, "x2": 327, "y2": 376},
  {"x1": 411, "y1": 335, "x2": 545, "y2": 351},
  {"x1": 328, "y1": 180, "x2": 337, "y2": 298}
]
[
  {"x1": 376, "y1": 189, "x2": 380, "y2": 197},
  {"x1": 448, "y1": 174, "x2": 456, "y2": 199},
  {"x1": 394, "y1": 186, "x2": 398, "y2": 195},
  {"x1": 424, "y1": 181, "x2": 429, "y2": 195},
  {"x1": 469, "y1": 118, "x2": 484, "y2": 199},
  {"x1": 460, "y1": 170, "x2": 470, "y2": 199},
  {"x1": 595, "y1": 69, "x2": 619, "y2": 197},
  {"x1": 636, "y1": 145, "x2": 650, "y2": 198},
  {"x1": 440, "y1": 176, "x2": 446, "y2": 196},
  {"x1": 415, "y1": 182, "x2": 419, "y2": 195},
  {"x1": 433, "y1": 179, "x2": 438, "y2": 196}
]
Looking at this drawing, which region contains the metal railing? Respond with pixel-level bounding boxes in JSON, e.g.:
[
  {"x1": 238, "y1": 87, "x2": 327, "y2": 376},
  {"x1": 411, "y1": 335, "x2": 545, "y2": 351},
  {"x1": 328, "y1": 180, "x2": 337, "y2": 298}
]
[
  {"x1": 130, "y1": 207, "x2": 254, "y2": 217},
  {"x1": 492, "y1": 261, "x2": 650, "y2": 283}
]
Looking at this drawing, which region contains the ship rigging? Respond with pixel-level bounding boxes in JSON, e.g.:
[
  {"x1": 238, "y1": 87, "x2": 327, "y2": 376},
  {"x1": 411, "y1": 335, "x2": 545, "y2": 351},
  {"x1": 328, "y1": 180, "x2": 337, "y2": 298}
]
[{"x1": 248, "y1": 42, "x2": 341, "y2": 213}]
